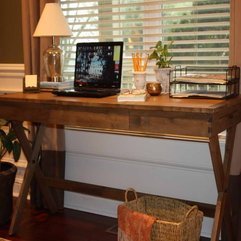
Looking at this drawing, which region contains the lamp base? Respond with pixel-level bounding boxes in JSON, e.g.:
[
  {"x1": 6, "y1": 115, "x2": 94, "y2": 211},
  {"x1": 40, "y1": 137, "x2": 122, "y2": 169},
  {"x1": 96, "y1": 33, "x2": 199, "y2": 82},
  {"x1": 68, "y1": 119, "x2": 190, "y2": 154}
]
[{"x1": 44, "y1": 44, "x2": 64, "y2": 82}]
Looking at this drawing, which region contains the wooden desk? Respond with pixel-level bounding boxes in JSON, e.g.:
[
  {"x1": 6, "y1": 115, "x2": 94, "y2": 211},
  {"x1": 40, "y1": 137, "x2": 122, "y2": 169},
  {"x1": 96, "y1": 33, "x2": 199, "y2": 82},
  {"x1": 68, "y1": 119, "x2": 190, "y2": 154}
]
[{"x1": 0, "y1": 92, "x2": 241, "y2": 241}]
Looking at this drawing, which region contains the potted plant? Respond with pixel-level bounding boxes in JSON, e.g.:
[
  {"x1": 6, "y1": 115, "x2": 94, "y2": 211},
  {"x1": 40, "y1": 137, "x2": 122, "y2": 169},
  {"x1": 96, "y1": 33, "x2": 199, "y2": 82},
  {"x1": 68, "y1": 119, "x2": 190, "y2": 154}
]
[
  {"x1": 0, "y1": 119, "x2": 21, "y2": 225},
  {"x1": 149, "y1": 40, "x2": 174, "y2": 93}
]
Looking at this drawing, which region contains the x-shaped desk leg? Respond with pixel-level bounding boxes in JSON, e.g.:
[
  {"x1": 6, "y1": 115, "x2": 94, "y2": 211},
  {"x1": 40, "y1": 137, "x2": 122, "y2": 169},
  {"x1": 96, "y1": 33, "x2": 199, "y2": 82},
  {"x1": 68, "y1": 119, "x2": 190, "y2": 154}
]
[
  {"x1": 9, "y1": 121, "x2": 58, "y2": 235},
  {"x1": 209, "y1": 126, "x2": 236, "y2": 241}
]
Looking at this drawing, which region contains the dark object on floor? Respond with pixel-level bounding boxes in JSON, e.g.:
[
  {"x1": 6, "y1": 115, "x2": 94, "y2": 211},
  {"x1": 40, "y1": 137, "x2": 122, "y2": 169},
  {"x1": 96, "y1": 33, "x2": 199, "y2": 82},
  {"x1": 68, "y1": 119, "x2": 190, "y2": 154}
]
[{"x1": 0, "y1": 162, "x2": 17, "y2": 226}]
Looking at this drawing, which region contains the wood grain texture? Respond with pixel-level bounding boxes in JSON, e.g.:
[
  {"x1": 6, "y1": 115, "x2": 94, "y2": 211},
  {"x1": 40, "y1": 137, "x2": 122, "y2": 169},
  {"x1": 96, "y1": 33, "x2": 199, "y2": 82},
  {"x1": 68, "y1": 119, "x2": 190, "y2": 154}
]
[
  {"x1": 0, "y1": 92, "x2": 241, "y2": 138},
  {"x1": 0, "y1": 200, "x2": 211, "y2": 241}
]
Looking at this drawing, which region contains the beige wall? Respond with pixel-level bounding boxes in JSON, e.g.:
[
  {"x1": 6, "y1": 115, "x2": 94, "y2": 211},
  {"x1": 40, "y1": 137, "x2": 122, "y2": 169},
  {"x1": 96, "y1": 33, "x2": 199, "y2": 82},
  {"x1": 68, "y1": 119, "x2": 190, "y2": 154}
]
[{"x1": 0, "y1": 0, "x2": 23, "y2": 63}]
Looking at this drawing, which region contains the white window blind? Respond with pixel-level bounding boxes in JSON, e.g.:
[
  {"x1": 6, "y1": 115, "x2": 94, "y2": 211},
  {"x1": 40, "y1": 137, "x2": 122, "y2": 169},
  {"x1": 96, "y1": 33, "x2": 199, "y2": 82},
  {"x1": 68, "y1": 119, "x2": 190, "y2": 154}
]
[{"x1": 60, "y1": 0, "x2": 230, "y2": 87}]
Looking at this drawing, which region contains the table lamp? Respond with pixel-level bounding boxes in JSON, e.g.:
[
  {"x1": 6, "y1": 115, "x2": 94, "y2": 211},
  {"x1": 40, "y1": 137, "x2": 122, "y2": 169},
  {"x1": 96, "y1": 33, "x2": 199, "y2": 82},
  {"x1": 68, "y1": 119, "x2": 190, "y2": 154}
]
[{"x1": 33, "y1": 3, "x2": 72, "y2": 82}]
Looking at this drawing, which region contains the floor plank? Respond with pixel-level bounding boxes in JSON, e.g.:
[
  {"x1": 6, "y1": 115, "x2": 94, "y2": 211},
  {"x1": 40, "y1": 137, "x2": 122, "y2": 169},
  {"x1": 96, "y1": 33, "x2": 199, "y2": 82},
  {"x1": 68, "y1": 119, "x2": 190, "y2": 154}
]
[{"x1": 0, "y1": 202, "x2": 210, "y2": 241}]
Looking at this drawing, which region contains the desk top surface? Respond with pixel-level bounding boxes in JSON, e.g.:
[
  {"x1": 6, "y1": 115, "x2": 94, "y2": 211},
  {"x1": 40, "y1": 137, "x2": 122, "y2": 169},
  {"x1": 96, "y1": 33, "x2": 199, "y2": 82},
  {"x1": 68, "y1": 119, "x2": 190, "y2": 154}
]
[
  {"x1": 0, "y1": 91, "x2": 240, "y2": 112},
  {"x1": 0, "y1": 92, "x2": 241, "y2": 138}
]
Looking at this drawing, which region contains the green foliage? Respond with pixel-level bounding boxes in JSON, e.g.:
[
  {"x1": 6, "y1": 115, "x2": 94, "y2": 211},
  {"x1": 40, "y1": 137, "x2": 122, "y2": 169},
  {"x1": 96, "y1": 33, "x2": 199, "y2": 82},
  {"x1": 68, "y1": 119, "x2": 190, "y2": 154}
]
[
  {"x1": 0, "y1": 120, "x2": 21, "y2": 164},
  {"x1": 149, "y1": 40, "x2": 174, "y2": 68}
]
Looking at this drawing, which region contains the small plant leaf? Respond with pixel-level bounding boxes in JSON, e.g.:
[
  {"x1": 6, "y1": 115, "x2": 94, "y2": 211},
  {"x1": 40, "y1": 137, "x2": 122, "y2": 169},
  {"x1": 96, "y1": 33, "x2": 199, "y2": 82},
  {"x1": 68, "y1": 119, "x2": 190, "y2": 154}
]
[
  {"x1": 0, "y1": 129, "x2": 7, "y2": 138},
  {"x1": 149, "y1": 51, "x2": 158, "y2": 60},
  {"x1": 2, "y1": 137, "x2": 13, "y2": 153},
  {"x1": 7, "y1": 129, "x2": 17, "y2": 141},
  {"x1": 13, "y1": 141, "x2": 21, "y2": 161}
]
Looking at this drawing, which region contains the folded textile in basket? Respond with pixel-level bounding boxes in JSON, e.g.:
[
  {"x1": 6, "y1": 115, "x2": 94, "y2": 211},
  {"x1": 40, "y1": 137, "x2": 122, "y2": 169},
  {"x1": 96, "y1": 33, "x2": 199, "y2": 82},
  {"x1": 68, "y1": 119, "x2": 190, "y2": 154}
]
[{"x1": 118, "y1": 205, "x2": 156, "y2": 241}]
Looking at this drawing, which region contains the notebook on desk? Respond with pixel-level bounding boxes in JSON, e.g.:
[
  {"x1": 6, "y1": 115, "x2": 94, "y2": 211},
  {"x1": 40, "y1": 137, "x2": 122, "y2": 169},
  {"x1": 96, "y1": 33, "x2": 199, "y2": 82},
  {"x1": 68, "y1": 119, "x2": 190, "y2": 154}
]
[{"x1": 52, "y1": 41, "x2": 123, "y2": 98}]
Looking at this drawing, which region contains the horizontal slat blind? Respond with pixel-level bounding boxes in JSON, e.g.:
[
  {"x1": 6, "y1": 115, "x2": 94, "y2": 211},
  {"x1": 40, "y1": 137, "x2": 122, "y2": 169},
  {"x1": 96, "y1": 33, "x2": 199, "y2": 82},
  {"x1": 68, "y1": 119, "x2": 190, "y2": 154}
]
[{"x1": 60, "y1": 0, "x2": 230, "y2": 87}]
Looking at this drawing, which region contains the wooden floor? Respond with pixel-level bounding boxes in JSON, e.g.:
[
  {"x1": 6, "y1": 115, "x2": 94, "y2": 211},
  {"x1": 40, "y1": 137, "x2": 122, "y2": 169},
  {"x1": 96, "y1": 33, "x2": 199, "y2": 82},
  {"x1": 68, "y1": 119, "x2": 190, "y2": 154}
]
[{"x1": 0, "y1": 203, "x2": 210, "y2": 241}]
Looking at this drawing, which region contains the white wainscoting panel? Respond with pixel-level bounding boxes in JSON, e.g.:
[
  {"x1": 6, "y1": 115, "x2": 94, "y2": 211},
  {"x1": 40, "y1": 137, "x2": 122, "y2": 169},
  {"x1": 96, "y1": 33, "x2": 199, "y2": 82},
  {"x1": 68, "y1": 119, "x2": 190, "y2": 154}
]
[
  {"x1": 64, "y1": 129, "x2": 225, "y2": 238},
  {"x1": 0, "y1": 64, "x2": 24, "y2": 92}
]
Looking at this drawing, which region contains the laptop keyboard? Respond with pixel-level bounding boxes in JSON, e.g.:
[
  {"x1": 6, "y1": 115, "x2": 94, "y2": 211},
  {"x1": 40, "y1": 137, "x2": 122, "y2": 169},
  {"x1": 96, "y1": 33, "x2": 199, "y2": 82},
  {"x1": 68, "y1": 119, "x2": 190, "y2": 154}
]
[
  {"x1": 52, "y1": 88, "x2": 120, "y2": 98},
  {"x1": 76, "y1": 87, "x2": 115, "y2": 93}
]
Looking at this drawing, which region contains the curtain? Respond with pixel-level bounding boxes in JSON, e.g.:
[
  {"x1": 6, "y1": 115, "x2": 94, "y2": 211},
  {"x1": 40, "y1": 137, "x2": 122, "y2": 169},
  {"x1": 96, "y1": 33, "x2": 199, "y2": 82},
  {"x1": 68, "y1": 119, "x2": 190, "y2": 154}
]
[
  {"x1": 229, "y1": 0, "x2": 241, "y2": 239},
  {"x1": 21, "y1": 0, "x2": 65, "y2": 210}
]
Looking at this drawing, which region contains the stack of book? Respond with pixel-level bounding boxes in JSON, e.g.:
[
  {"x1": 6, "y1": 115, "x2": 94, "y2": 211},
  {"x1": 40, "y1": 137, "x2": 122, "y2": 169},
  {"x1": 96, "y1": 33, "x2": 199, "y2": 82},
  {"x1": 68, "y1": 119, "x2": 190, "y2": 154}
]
[
  {"x1": 40, "y1": 81, "x2": 73, "y2": 91},
  {"x1": 117, "y1": 89, "x2": 148, "y2": 102}
]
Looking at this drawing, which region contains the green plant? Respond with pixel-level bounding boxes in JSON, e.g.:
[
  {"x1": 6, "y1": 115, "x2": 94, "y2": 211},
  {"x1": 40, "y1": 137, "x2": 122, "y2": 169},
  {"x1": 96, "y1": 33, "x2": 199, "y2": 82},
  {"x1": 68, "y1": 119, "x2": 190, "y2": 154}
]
[
  {"x1": 0, "y1": 119, "x2": 21, "y2": 170},
  {"x1": 149, "y1": 40, "x2": 173, "y2": 68}
]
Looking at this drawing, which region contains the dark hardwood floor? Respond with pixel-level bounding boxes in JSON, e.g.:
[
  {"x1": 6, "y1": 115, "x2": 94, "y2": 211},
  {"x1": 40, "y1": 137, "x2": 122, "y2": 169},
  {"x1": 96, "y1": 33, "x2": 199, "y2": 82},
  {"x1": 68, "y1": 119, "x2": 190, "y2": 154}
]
[{"x1": 0, "y1": 202, "x2": 210, "y2": 241}]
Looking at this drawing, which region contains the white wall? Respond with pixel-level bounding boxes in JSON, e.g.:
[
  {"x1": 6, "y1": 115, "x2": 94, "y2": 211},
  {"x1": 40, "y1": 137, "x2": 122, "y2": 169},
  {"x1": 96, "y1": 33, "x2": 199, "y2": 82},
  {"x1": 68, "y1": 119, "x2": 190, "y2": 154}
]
[{"x1": 0, "y1": 64, "x2": 223, "y2": 238}]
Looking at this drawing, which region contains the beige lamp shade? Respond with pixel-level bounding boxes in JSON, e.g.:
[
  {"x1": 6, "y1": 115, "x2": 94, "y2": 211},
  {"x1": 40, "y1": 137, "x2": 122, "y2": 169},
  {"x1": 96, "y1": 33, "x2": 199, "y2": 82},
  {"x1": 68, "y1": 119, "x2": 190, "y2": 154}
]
[{"x1": 33, "y1": 3, "x2": 72, "y2": 37}]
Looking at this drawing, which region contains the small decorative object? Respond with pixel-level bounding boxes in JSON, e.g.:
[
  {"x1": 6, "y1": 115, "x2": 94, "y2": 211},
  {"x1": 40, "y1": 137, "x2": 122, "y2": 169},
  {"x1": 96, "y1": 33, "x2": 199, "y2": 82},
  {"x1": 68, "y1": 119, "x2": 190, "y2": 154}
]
[
  {"x1": 149, "y1": 40, "x2": 174, "y2": 93},
  {"x1": 132, "y1": 52, "x2": 149, "y2": 72},
  {"x1": 33, "y1": 3, "x2": 72, "y2": 82},
  {"x1": 132, "y1": 52, "x2": 149, "y2": 90},
  {"x1": 154, "y1": 68, "x2": 173, "y2": 93},
  {"x1": 146, "y1": 82, "x2": 162, "y2": 96},
  {"x1": 0, "y1": 119, "x2": 22, "y2": 225},
  {"x1": 23, "y1": 75, "x2": 40, "y2": 92},
  {"x1": 133, "y1": 72, "x2": 146, "y2": 90}
]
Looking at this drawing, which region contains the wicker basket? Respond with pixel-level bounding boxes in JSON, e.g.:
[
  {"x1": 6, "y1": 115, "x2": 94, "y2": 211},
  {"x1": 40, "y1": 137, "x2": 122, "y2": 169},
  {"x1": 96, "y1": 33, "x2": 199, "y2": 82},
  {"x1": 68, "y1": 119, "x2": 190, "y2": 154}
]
[{"x1": 118, "y1": 188, "x2": 203, "y2": 241}]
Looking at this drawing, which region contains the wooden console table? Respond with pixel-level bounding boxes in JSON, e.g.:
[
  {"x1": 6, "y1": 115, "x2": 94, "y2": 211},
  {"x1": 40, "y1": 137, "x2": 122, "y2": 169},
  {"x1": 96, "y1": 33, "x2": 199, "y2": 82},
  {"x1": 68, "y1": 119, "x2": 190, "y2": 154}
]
[{"x1": 0, "y1": 92, "x2": 241, "y2": 241}]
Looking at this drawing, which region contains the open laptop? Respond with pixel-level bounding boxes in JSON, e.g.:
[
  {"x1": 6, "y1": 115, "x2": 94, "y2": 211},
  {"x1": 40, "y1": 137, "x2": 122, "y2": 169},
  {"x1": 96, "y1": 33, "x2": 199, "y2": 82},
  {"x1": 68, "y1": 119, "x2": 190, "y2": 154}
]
[{"x1": 52, "y1": 41, "x2": 123, "y2": 98}]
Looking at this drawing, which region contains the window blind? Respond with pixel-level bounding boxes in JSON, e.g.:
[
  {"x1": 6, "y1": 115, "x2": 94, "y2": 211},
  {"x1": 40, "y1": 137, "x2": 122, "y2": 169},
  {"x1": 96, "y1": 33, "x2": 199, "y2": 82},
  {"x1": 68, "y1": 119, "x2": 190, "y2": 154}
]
[{"x1": 60, "y1": 0, "x2": 230, "y2": 87}]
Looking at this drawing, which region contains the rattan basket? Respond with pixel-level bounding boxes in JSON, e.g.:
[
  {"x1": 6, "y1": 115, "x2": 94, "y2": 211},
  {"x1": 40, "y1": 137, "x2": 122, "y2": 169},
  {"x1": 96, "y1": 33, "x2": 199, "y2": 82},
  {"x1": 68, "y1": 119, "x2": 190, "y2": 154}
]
[{"x1": 118, "y1": 188, "x2": 203, "y2": 241}]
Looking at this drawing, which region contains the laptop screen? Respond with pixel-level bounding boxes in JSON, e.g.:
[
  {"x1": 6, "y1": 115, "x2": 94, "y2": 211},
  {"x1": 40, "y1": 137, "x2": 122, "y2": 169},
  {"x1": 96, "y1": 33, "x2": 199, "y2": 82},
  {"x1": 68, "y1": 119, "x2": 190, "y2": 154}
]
[{"x1": 74, "y1": 42, "x2": 123, "y2": 90}]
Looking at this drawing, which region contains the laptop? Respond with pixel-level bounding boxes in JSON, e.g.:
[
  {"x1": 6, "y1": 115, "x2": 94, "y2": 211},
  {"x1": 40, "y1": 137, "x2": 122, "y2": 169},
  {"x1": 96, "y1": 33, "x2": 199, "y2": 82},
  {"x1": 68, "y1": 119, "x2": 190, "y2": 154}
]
[{"x1": 52, "y1": 41, "x2": 123, "y2": 98}]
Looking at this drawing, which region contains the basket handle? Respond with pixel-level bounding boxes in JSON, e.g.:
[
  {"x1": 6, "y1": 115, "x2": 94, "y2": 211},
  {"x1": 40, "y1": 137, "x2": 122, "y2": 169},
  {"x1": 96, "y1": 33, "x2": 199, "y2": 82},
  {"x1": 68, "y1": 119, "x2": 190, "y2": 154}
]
[
  {"x1": 185, "y1": 205, "x2": 198, "y2": 219},
  {"x1": 125, "y1": 188, "x2": 138, "y2": 202}
]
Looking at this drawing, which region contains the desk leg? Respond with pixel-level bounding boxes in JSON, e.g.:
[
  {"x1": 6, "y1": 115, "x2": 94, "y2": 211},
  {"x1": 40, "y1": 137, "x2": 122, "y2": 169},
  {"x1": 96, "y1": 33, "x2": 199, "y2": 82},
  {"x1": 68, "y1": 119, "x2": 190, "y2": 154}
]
[
  {"x1": 209, "y1": 126, "x2": 236, "y2": 241},
  {"x1": 9, "y1": 122, "x2": 58, "y2": 235}
]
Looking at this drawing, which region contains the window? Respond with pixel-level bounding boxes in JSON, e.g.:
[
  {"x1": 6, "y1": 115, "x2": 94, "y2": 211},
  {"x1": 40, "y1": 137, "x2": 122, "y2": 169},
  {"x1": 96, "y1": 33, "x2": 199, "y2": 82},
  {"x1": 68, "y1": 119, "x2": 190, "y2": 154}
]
[{"x1": 60, "y1": 0, "x2": 230, "y2": 88}]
